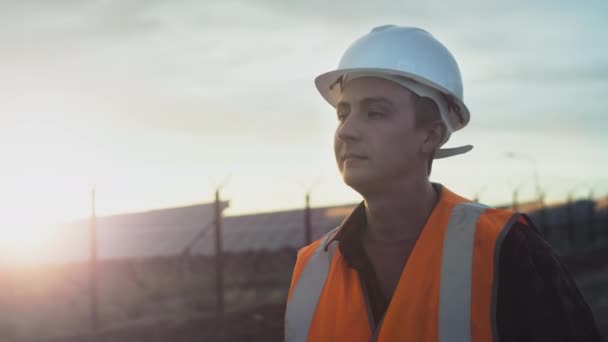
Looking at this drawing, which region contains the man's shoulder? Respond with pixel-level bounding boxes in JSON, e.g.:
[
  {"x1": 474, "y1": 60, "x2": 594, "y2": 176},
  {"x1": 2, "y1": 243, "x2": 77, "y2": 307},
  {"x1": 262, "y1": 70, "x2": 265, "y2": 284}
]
[
  {"x1": 296, "y1": 238, "x2": 324, "y2": 261},
  {"x1": 497, "y1": 212, "x2": 570, "y2": 297},
  {"x1": 466, "y1": 204, "x2": 532, "y2": 236},
  {"x1": 295, "y1": 226, "x2": 341, "y2": 262},
  {"x1": 297, "y1": 240, "x2": 320, "y2": 255},
  {"x1": 502, "y1": 213, "x2": 542, "y2": 246},
  {"x1": 499, "y1": 213, "x2": 553, "y2": 268}
]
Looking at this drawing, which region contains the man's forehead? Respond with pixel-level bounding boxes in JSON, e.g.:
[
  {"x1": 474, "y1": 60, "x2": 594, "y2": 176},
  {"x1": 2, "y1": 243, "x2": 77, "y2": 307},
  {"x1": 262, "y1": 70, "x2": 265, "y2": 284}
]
[{"x1": 337, "y1": 77, "x2": 415, "y2": 105}]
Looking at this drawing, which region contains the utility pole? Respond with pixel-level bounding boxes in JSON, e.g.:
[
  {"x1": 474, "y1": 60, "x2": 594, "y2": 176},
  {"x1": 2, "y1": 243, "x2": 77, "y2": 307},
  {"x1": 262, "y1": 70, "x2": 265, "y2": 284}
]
[{"x1": 89, "y1": 188, "x2": 99, "y2": 331}]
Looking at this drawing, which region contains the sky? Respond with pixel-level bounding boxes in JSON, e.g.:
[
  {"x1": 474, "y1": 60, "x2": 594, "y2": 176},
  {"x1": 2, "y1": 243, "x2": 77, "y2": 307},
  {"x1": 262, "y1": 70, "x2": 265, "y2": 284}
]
[{"x1": 0, "y1": 0, "x2": 607, "y2": 253}]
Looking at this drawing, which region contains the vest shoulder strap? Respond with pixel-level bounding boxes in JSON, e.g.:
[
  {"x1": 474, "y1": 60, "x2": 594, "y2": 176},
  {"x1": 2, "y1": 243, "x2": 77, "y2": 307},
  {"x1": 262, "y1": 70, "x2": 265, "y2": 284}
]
[{"x1": 285, "y1": 227, "x2": 339, "y2": 342}]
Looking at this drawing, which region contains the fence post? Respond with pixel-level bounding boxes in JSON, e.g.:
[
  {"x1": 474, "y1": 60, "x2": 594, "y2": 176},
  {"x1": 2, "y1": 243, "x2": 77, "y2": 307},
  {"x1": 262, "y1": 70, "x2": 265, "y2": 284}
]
[
  {"x1": 566, "y1": 193, "x2": 575, "y2": 250},
  {"x1": 511, "y1": 188, "x2": 519, "y2": 212},
  {"x1": 214, "y1": 189, "x2": 224, "y2": 318},
  {"x1": 538, "y1": 193, "x2": 548, "y2": 240},
  {"x1": 89, "y1": 188, "x2": 99, "y2": 331},
  {"x1": 305, "y1": 193, "x2": 312, "y2": 245},
  {"x1": 587, "y1": 190, "x2": 595, "y2": 243}
]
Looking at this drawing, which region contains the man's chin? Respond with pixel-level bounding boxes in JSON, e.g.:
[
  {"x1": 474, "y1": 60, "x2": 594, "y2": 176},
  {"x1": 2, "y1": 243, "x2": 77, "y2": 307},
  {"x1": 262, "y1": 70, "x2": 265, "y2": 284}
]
[{"x1": 342, "y1": 171, "x2": 375, "y2": 192}]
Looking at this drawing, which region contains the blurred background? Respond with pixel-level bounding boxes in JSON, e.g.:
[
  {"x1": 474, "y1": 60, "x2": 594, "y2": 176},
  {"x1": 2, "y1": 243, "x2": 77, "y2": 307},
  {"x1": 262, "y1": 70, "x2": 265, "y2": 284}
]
[{"x1": 0, "y1": 0, "x2": 607, "y2": 341}]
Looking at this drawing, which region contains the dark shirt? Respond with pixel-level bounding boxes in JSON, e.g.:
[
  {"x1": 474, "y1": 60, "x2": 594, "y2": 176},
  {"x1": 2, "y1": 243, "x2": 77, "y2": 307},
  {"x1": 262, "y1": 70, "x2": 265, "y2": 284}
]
[{"x1": 331, "y1": 202, "x2": 602, "y2": 342}]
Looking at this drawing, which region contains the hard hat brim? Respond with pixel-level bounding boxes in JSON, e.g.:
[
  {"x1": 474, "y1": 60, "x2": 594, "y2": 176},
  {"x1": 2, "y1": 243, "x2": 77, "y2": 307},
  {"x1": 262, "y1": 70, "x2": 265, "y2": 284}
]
[{"x1": 315, "y1": 67, "x2": 470, "y2": 131}]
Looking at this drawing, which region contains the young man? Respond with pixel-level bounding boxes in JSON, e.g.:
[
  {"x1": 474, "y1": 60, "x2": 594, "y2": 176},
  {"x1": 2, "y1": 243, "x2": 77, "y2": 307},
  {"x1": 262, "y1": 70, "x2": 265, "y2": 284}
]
[{"x1": 285, "y1": 25, "x2": 600, "y2": 342}]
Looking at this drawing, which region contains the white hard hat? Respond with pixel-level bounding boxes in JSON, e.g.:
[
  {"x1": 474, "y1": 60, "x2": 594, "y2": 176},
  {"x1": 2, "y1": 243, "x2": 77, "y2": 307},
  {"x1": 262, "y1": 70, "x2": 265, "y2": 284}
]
[{"x1": 315, "y1": 25, "x2": 473, "y2": 159}]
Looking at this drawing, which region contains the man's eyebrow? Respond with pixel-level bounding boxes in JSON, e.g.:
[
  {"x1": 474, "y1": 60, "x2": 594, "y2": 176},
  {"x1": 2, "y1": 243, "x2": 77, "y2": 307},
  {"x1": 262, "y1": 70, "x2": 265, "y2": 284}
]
[
  {"x1": 361, "y1": 97, "x2": 394, "y2": 106},
  {"x1": 336, "y1": 97, "x2": 394, "y2": 108}
]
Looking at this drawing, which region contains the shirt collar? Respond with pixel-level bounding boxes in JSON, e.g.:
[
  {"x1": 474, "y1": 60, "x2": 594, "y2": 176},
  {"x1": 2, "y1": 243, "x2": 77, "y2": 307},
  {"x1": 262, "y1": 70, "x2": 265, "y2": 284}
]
[
  {"x1": 324, "y1": 201, "x2": 366, "y2": 250},
  {"x1": 324, "y1": 183, "x2": 445, "y2": 251}
]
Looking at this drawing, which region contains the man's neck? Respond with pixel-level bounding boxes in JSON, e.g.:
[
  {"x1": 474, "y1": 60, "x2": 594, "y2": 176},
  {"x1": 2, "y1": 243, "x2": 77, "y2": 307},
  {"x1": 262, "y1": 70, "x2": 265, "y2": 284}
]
[{"x1": 362, "y1": 179, "x2": 439, "y2": 241}]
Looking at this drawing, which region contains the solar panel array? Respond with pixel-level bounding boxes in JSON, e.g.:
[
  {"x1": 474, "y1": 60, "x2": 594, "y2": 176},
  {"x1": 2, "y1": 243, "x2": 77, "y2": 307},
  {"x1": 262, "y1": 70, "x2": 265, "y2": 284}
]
[
  {"x1": 51, "y1": 202, "x2": 355, "y2": 262},
  {"x1": 523, "y1": 200, "x2": 606, "y2": 227},
  {"x1": 49, "y1": 197, "x2": 606, "y2": 263},
  {"x1": 191, "y1": 205, "x2": 355, "y2": 255},
  {"x1": 52, "y1": 202, "x2": 226, "y2": 262}
]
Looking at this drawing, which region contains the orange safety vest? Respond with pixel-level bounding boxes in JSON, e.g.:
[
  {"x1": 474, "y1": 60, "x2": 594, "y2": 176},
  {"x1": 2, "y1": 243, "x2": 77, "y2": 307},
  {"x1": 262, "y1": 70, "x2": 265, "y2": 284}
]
[{"x1": 285, "y1": 186, "x2": 522, "y2": 342}]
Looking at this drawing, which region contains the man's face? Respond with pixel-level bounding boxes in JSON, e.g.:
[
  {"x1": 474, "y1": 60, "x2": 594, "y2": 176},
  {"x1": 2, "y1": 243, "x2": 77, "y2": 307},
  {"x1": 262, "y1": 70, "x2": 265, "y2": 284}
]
[{"x1": 334, "y1": 77, "x2": 427, "y2": 191}]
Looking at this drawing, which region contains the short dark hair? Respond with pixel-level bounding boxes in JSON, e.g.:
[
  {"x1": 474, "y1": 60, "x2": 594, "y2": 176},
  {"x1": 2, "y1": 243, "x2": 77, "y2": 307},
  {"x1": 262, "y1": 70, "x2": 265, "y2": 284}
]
[{"x1": 413, "y1": 95, "x2": 442, "y2": 176}]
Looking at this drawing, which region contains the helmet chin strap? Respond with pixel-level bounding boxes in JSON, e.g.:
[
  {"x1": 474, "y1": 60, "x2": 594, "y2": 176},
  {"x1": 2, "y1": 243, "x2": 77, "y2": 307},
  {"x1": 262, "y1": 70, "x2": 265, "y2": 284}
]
[
  {"x1": 340, "y1": 71, "x2": 474, "y2": 159},
  {"x1": 434, "y1": 145, "x2": 473, "y2": 159}
]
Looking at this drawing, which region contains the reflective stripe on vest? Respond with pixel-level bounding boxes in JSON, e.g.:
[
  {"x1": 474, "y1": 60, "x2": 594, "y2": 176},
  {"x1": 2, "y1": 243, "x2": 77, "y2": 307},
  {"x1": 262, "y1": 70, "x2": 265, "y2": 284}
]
[
  {"x1": 438, "y1": 202, "x2": 487, "y2": 342},
  {"x1": 285, "y1": 227, "x2": 339, "y2": 342},
  {"x1": 285, "y1": 202, "x2": 517, "y2": 342}
]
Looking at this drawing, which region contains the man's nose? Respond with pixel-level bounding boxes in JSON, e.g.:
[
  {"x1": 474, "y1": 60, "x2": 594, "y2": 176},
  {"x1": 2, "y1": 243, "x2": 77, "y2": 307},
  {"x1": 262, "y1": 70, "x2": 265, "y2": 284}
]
[{"x1": 336, "y1": 114, "x2": 362, "y2": 142}]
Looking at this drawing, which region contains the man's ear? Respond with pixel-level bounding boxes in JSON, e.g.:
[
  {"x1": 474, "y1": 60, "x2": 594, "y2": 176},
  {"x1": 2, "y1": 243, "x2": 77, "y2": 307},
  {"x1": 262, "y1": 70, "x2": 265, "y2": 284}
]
[{"x1": 421, "y1": 120, "x2": 447, "y2": 155}]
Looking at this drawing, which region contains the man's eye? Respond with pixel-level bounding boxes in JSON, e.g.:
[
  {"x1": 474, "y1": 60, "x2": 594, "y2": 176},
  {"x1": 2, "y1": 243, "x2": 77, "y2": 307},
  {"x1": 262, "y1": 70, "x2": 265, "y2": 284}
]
[
  {"x1": 337, "y1": 113, "x2": 348, "y2": 122},
  {"x1": 368, "y1": 111, "x2": 385, "y2": 118}
]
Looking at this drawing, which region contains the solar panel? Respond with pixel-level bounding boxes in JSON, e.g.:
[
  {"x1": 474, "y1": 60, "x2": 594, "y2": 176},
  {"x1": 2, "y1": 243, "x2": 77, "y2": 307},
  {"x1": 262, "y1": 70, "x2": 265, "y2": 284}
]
[{"x1": 46, "y1": 201, "x2": 359, "y2": 262}]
